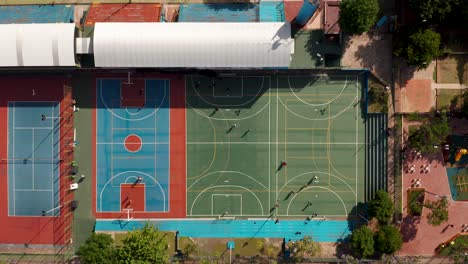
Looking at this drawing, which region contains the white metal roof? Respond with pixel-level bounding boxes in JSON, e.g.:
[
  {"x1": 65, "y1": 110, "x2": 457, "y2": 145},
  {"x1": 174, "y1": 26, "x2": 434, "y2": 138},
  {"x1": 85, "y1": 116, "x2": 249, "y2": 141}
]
[
  {"x1": 93, "y1": 22, "x2": 293, "y2": 68},
  {"x1": 0, "y1": 23, "x2": 75, "y2": 67}
]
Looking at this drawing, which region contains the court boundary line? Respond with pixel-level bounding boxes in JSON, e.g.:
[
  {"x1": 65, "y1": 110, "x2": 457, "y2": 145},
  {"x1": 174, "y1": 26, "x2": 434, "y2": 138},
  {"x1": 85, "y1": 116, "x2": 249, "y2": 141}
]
[
  {"x1": 99, "y1": 171, "x2": 167, "y2": 213},
  {"x1": 96, "y1": 79, "x2": 170, "y2": 213},
  {"x1": 212, "y1": 76, "x2": 244, "y2": 98},
  {"x1": 187, "y1": 170, "x2": 269, "y2": 190},
  {"x1": 211, "y1": 194, "x2": 242, "y2": 216},
  {"x1": 186, "y1": 74, "x2": 364, "y2": 217},
  {"x1": 285, "y1": 186, "x2": 348, "y2": 216},
  {"x1": 7, "y1": 101, "x2": 60, "y2": 217},
  {"x1": 190, "y1": 185, "x2": 264, "y2": 216},
  {"x1": 188, "y1": 75, "x2": 268, "y2": 108},
  {"x1": 120, "y1": 183, "x2": 146, "y2": 212}
]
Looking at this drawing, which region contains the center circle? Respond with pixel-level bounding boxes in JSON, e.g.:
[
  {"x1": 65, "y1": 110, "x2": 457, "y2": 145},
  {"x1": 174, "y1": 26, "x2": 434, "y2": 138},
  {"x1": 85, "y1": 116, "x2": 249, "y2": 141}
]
[{"x1": 124, "y1": 134, "x2": 142, "y2": 153}]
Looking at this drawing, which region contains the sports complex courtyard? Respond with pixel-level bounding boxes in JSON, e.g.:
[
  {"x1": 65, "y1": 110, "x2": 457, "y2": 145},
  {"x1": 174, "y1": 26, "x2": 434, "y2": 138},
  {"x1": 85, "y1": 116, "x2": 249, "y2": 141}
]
[{"x1": 0, "y1": 70, "x2": 383, "y2": 244}]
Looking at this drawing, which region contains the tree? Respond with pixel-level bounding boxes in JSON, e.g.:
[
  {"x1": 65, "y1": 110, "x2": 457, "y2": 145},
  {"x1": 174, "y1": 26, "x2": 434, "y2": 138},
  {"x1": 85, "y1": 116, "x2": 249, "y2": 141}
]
[
  {"x1": 339, "y1": 0, "x2": 379, "y2": 34},
  {"x1": 349, "y1": 226, "x2": 375, "y2": 258},
  {"x1": 115, "y1": 223, "x2": 169, "y2": 264},
  {"x1": 368, "y1": 190, "x2": 394, "y2": 224},
  {"x1": 409, "y1": 0, "x2": 459, "y2": 22},
  {"x1": 425, "y1": 197, "x2": 449, "y2": 226},
  {"x1": 408, "y1": 113, "x2": 450, "y2": 153},
  {"x1": 287, "y1": 236, "x2": 321, "y2": 262},
  {"x1": 76, "y1": 233, "x2": 116, "y2": 264},
  {"x1": 374, "y1": 225, "x2": 403, "y2": 254},
  {"x1": 394, "y1": 28, "x2": 441, "y2": 69}
]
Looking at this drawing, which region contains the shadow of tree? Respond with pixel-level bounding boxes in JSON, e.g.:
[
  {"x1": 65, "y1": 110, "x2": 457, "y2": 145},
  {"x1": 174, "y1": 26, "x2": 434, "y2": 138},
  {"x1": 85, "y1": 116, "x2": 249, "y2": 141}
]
[
  {"x1": 350, "y1": 33, "x2": 393, "y2": 84},
  {"x1": 456, "y1": 55, "x2": 468, "y2": 85},
  {"x1": 400, "y1": 215, "x2": 420, "y2": 242}
]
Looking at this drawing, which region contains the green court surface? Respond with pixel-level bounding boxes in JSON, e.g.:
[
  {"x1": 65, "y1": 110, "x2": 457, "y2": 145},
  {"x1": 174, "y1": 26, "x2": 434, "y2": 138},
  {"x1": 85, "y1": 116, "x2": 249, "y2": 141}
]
[{"x1": 186, "y1": 73, "x2": 366, "y2": 218}]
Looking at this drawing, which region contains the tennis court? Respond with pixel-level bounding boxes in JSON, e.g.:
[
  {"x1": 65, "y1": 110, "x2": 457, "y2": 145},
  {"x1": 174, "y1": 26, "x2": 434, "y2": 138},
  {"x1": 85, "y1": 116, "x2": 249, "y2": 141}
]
[
  {"x1": 186, "y1": 73, "x2": 366, "y2": 218},
  {"x1": 96, "y1": 78, "x2": 171, "y2": 213},
  {"x1": 7, "y1": 102, "x2": 60, "y2": 216}
]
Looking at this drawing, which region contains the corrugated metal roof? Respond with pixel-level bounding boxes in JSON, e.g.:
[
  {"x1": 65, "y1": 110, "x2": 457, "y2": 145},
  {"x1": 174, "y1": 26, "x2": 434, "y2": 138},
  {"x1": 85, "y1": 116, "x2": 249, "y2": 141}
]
[
  {"x1": 85, "y1": 4, "x2": 161, "y2": 26},
  {"x1": 178, "y1": 4, "x2": 259, "y2": 22},
  {"x1": 93, "y1": 22, "x2": 293, "y2": 68},
  {"x1": 0, "y1": 5, "x2": 74, "y2": 24},
  {"x1": 0, "y1": 23, "x2": 75, "y2": 67}
]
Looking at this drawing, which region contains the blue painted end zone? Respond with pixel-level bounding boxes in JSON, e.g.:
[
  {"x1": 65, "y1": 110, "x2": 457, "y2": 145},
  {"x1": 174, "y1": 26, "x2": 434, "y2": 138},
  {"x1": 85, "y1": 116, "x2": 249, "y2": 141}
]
[
  {"x1": 8, "y1": 102, "x2": 60, "y2": 216},
  {"x1": 96, "y1": 79, "x2": 170, "y2": 213},
  {"x1": 96, "y1": 219, "x2": 353, "y2": 242}
]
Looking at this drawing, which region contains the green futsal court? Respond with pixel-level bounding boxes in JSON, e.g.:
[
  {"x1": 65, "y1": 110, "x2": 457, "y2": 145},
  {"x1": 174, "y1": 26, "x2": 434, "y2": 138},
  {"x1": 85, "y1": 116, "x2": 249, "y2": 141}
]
[{"x1": 186, "y1": 73, "x2": 366, "y2": 218}]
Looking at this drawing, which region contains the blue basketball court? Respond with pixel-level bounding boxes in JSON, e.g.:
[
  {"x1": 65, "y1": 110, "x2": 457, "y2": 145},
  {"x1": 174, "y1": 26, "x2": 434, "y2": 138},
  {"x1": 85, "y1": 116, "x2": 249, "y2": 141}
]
[
  {"x1": 96, "y1": 79, "x2": 170, "y2": 213},
  {"x1": 7, "y1": 102, "x2": 60, "y2": 216}
]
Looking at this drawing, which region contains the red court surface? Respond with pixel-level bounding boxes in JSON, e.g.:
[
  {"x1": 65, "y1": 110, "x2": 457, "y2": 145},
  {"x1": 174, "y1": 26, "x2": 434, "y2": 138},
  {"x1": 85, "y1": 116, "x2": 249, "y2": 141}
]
[
  {"x1": 92, "y1": 74, "x2": 186, "y2": 219},
  {"x1": 121, "y1": 79, "x2": 146, "y2": 107},
  {"x1": 84, "y1": 4, "x2": 161, "y2": 26},
  {"x1": 120, "y1": 184, "x2": 145, "y2": 212},
  {"x1": 0, "y1": 77, "x2": 74, "y2": 245}
]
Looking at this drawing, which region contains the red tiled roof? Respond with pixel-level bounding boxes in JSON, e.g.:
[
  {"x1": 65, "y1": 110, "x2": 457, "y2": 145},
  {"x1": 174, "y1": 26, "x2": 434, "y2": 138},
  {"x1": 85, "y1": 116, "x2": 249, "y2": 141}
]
[{"x1": 85, "y1": 4, "x2": 161, "y2": 26}]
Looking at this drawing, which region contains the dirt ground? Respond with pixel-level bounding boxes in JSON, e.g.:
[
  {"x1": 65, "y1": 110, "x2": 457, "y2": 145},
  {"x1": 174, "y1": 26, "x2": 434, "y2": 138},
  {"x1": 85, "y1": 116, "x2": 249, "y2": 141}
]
[{"x1": 341, "y1": 32, "x2": 393, "y2": 85}]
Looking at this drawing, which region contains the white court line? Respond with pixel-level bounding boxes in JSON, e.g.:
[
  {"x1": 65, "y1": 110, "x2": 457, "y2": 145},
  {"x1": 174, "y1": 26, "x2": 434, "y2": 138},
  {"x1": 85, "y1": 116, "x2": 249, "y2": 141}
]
[
  {"x1": 15, "y1": 127, "x2": 53, "y2": 130},
  {"x1": 355, "y1": 78, "x2": 359, "y2": 207},
  {"x1": 285, "y1": 186, "x2": 348, "y2": 216},
  {"x1": 97, "y1": 142, "x2": 169, "y2": 145},
  {"x1": 166, "y1": 80, "x2": 170, "y2": 212},
  {"x1": 268, "y1": 80, "x2": 271, "y2": 212},
  {"x1": 15, "y1": 189, "x2": 53, "y2": 192},
  {"x1": 12, "y1": 102, "x2": 16, "y2": 215},
  {"x1": 187, "y1": 142, "x2": 364, "y2": 145},
  {"x1": 275, "y1": 77, "x2": 279, "y2": 200},
  {"x1": 190, "y1": 185, "x2": 264, "y2": 216},
  {"x1": 32, "y1": 128, "x2": 34, "y2": 190},
  {"x1": 211, "y1": 194, "x2": 242, "y2": 215}
]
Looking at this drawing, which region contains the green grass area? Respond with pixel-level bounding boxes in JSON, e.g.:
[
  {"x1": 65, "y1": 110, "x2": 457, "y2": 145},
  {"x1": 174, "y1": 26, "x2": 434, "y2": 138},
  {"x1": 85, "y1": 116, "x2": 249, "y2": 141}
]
[
  {"x1": 367, "y1": 82, "x2": 388, "y2": 113},
  {"x1": 406, "y1": 112, "x2": 427, "y2": 122},
  {"x1": 186, "y1": 74, "x2": 365, "y2": 218},
  {"x1": 437, "y1": 55, "x2": 468, "y2": 84},
  {"x1": 438, "y1": 235, "x2": 468, "y2": 262},
  {"x1": 407, "y1": 189, "x2": 424, "y2": 216},
  {"x1": 436, "y1": 89, "x2": 463, "y2": 110}
]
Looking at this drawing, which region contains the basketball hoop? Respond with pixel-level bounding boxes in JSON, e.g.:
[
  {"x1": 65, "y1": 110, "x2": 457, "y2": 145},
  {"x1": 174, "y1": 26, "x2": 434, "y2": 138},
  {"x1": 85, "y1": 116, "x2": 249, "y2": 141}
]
[
  {"x1": 123, "y1": 208, "x2": 134, "y2": 222},
  {"x1": 123, "y1": 72, "x2": 134, "y2": 85}
]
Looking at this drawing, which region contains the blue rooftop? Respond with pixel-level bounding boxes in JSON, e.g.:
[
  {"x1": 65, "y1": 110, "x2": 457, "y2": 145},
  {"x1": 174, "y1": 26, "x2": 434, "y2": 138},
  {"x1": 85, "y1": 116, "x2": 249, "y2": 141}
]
[
  {"x1": 0, "y1": 5, "x2": 74, "y2": 24},
  {"x1": 96, "y1": 219, "x2": 355, "y2": 242},
  {"x1": 178, "y1": 4, "x2": 259, "y2": 22}
]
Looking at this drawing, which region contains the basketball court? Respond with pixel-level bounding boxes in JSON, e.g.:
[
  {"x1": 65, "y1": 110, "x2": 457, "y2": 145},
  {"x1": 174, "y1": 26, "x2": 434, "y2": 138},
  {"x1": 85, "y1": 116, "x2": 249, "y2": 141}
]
[
  {"x1": 93, "y1": 75, "x2": 186, "y2": 219},
  {"x1": 186, "y1": 73, "x2": 366, "y2": 218}
]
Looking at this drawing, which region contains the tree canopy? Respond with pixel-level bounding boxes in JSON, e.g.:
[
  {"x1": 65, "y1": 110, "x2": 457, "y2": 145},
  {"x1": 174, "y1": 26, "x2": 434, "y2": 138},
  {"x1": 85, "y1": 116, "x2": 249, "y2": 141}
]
[
  {"x1": 374, "y1": 225, "x2": 403, "y2": 254},
  {"x1": 394, "y1": 28, "x2": 441, "y2": 69},
  {"x1": 408, "y1": 113, "x2": 450, "y2": 153},
  {"x1": 77, "y1": 233, "x2": 116, "y2": 264},
  {"x1": 115, "y1": 224, "x2": 168, "y2": 264},
  {"x1": 287, "y1": 236, "x2": 321, "y2": 262},
  {"x1": 368, "y1": 190, "x2": 394, "y2": 224},
  {"x1": 409, "y1": 0, "x2": 460, "y2": 22},
  {"x1": 350, "y1": 226, "x2": 375, "y2": 258},
  {"x1": 425, "y1": 197, "x2": 449, "y2": 226},
  {"x1": 339, "y1": 0, "x2": 379, "y2": 34}
]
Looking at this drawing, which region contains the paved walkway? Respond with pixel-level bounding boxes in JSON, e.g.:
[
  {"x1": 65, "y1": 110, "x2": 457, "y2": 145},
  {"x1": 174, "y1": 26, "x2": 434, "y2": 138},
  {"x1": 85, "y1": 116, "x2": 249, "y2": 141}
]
[
  {"x1": 433, "y1": 83, "x2": 468, "y2": 89},
  {"x1": 398, "y1": 121, "x2": 468, "y2": 256}
]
